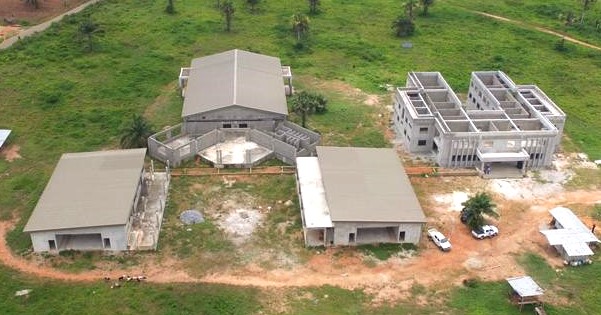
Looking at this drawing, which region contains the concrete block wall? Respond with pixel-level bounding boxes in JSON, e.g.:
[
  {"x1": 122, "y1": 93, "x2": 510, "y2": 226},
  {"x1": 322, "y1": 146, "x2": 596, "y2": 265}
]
[
  {"x1": 29, "y1": 225, "x2": 128, "y2": 252},
  {"x1": 331, "y1": 221, "x2": 422, "y2": 246}
]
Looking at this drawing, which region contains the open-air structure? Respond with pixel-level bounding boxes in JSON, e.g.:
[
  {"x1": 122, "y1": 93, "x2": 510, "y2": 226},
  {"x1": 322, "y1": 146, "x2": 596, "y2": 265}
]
[
  {"x1": 393, "y1": 71, "x2": 565, "y2": 178},
  {"x1": 24, "y1": 149, "x2": 170, "y2": 252},
  {"x1": 148, "y1": 49, "x2": 319, "y2": 167},
  {"x1": 506, "y1": 276, "x2": 545, "y2": 312},
  {"x1": 296, "y1": 146, "x2": 426, "y2": 247},
  {"x1": 540, "y1": 207, "x2": 599, "y2": 265}
]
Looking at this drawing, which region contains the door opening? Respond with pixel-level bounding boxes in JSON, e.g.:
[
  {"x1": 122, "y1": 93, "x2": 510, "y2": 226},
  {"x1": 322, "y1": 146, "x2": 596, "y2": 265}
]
[
  {"x1": 48, "y1": 240, "x2": 56, "y2": 251},
  {"x1": 103, "y1": 238, "x2": 111, "y2": 249},
  {"x1": 349, "y1": 233, "x2": 356, "y2": 243},
  {"x1": 399, "y1": 231, "x2": 406, "y2": 242}
]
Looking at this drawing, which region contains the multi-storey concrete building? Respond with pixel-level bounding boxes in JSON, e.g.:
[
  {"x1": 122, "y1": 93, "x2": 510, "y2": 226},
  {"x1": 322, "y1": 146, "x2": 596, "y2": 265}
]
[{"x1": 393, "y1": 71, "x2": 565, "y2": 176}]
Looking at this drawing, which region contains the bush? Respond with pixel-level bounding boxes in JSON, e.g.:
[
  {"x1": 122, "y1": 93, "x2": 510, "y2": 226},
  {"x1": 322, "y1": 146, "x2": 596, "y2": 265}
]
[{"x1": 392, "y1": 16, "x2": 416, "y2": 37}]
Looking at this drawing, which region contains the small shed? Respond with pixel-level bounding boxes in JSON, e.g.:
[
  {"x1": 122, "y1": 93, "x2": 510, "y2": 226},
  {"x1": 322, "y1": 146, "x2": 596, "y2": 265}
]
[
  {"x1": 506, "y1": 276, "x2": 544, "y2": 311},
  {"x1": 540, "y1": 207, "x2": 599, "y2": 265}
]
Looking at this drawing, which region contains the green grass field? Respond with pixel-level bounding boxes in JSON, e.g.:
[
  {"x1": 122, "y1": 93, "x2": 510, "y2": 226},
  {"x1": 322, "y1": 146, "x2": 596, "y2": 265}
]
[
  {"x1": 1, "y1": 0, "x2": 601, "y2": 314},
  {"x1": 447, "y1": 0, "x2": 601, "y2": 47}
]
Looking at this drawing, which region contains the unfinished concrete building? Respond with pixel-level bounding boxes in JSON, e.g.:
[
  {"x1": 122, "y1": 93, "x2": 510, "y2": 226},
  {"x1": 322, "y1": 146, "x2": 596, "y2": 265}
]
[
  {"x1": 148, "y1": 49, "x2": 319, "y2": 167},
  {"x1": 24, "y1": 149, "x2": 170, "y2": 252},
  {"x1": 393, "y1": 71, "x2": 565, "y2": 177},
  {"x1": 296, "y1": 146, "x2": 426, "y2": 247}
]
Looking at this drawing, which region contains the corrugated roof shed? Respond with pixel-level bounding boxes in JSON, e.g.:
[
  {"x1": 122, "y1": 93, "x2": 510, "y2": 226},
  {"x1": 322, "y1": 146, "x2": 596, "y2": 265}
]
[
  {"x1": 506, "y1": 276, "x2": 544, "y2": 297},
  {"x1": 316, "y1": 146, "x2": 426, "y2": 223},
  {"x1": 550, "y1": 207, "x2": 590, "y2": 231},
  {"x1": 24, "y1": 149, "x2": 146, "y2": 232},
  {"x1": 540, "y1": 228, "x2": 599, "y2": 246},
  {"x1": 540, "y1": 207, "x2": 599, "y2": 258},
  {"x1": 296, "y1": 156, "x2": 332, "y2": 228},
  {"x1": 0, "y1": 129, "x2": 11, "y2": 149},
  {"x1": 181, "y1": 49, "x2": 288, "y2": 117}
]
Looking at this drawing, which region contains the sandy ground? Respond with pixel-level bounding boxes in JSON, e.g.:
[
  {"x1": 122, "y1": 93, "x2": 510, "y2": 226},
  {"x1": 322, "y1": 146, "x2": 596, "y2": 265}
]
[
  {"x1": 0, "y1": 144, "x2": 21, "y2": 162},
  {"x1": 0, "y1": 0, "x2": 90, "y2": 26}
]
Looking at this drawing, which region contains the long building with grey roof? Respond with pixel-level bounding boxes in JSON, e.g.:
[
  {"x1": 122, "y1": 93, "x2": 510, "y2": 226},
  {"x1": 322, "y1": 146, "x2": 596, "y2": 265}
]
[
  {"x1": 24, "y1": 149, "x2": 147, "y2": 252},
  {"x1": 296, "y1": 146, "x2": 425, "y2": 247},
  {"x1": 393, "y1": 71, "x2": 565, "y2": 177},
  {"x1": 149, "y1": 49, "x2": 319, "y2": 167}
]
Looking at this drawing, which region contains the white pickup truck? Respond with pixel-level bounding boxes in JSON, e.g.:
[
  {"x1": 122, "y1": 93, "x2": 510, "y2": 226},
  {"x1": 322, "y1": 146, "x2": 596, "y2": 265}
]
[
  {"x1": 471, "y1": 225, "x2": 499, "y2": 239},
  {"x1": 427, "y1": 228, "x2": 452, "y2": 251}
]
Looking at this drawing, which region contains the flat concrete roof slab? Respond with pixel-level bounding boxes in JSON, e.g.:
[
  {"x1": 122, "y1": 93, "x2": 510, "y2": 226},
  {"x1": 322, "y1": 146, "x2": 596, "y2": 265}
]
[
  {"x1": 199, "y1": 136, "x2": 272, "y2": 165},
  {"x1": 296, "y1": 157, "x2": 333, "y2": 228}
]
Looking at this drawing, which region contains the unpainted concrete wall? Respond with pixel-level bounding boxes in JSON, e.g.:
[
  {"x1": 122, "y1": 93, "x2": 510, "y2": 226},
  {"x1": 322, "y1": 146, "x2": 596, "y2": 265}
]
[
  {"x1": 29, "y1": 225, "x2": 128, "y2": 252},
  {"x1": 183, "y1": 107, "x2": 285, "y2": 134},
  {"x1": 331, "y1": 221, "x2": 422, "y2": 246}
]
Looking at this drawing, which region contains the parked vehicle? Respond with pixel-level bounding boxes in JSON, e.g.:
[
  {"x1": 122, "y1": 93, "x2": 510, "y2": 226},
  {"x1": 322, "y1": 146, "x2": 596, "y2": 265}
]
[
  {"x1": 427, "y1": 228, "x2": 452, "y2": 251},
  {"x1": 471, "y1": 225, "x2": 499, "y2": 239}
]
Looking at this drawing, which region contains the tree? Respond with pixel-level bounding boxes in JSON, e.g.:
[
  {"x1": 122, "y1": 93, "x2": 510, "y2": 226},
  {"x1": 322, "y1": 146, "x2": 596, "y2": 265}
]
[
  {"x1": 403, "y1": 0, "x2": 419, "y2": 21},
  {"x1": 391, "y1": 16, "x2": 415, "y2": 37},
  {"x1": 221, "y1": 0, "x2": 235, "y2": 32},
  {"x1": 247, "y1": 0, "x2": 260, "y2": 13},
  {"x1": 291, "y1": 13, "x2": 310, "y2": 42},
  {"x1": 120, "y1": 114, "x2": 155, "y2": 149},
  {"x1": 461, "y1": 192, "x2": 498, "y2": 230},
  {"x1": 580, "y1": 0, "x2": 597, "y2": 25},
  {"x1": 24, "y1": 0, "x2": 39, "y2": 9},
  {"x1": 291, "y1": 91, "x2": 327, "y2": 128},
  {"x1": 79, "y1": 18, "x2": 101, "y2": 52},
  {"x1": 308, "y1": 0, "x2": 320, "y2": 14},
  {"x1": 420, "y1": 0, "x2": 435, "y2": 16},
  {"x1": 165, "y1": 0, "x2": 175, "y2": 14}
]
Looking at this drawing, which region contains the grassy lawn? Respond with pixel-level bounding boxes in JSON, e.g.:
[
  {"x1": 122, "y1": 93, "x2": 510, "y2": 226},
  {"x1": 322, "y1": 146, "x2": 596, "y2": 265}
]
[
  {"x1": 0, "y1": 265, "x2": 261, "y2": 315},
  {"x1": 158, "y1": 174, "x2": 307, "y2": 276},
  {"x1": 446, "y1": 0, "x2": 601, "y2": 47},
  {"x1": 1, "y1": 0, "x2": 601, "y2": 314}
]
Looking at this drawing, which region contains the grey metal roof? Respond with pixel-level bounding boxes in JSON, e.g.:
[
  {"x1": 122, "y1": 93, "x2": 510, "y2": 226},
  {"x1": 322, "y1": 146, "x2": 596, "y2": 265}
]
[
  {"x1": 181, "y1": 49, "x2": 288, "y2": 117},
  {"x1": 316, "y1": 146, "x2": 426, "y2": 223},
  {"x1": 506, "y1": 276, "x2": 544, "y2": 297},
  {"x1": 24, "y1": 149, "x2": 146, "y2": 232},
  {"x1": 550, "y1": 207, "x2": 591, "y2": 231}
]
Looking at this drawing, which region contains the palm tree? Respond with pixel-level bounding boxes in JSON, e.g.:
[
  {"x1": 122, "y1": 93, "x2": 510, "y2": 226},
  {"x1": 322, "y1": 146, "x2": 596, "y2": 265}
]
[
  {"x1": 461, "y1": 192, "x2": 498, "y2": 230},
  {"x1": 308, "y1": 0, "x2": 320, "y2": 14},
  {"x1": 391, "y1": 16, "x2": 415, "y2": 37},
  {"x1": 120, "y1": 114, "x2": 154, "y2": 149},
  {"x1": 291, "y1": 91, "x2": 327, "y2": 128},
  {"x1": 403, "y1": 0, "x2": 419, "y2": 21},
  {"x1": 221, "y1": 0, "x2": 235, "y2": 32},
  {"x1": 420, "y1": 0, "x2": 435, "y2": 16},
  {"x1": 165, "y1": 0, "x2": 175, "y2": 14},
  {"x1": 291, "y1": 13, "x2": 310, "y2": 43},
  {"x1": 581, "y1": 0, "x2": 597, "y2": 25},
  {"x1": 79, "y1": 18, "x2": 101, "y2": 52},
  {"x1": 247, "y1": 0, "x2": 260, "y2": 13}
]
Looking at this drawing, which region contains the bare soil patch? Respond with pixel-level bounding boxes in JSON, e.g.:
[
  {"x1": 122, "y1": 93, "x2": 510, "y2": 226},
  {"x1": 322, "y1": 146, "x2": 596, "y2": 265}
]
[
  {"x1": 1, "y1": 144, "x2": 22, "y2": 162},
  {"x1": 0, "y1": 0, "x2": 90, "y2": 26}
]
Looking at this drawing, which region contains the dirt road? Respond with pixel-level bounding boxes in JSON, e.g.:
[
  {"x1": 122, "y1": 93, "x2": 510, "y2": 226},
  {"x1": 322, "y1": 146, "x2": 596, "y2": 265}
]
[{"x1": 2, "y1": 185, "x2": 600, "y2": 296}]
